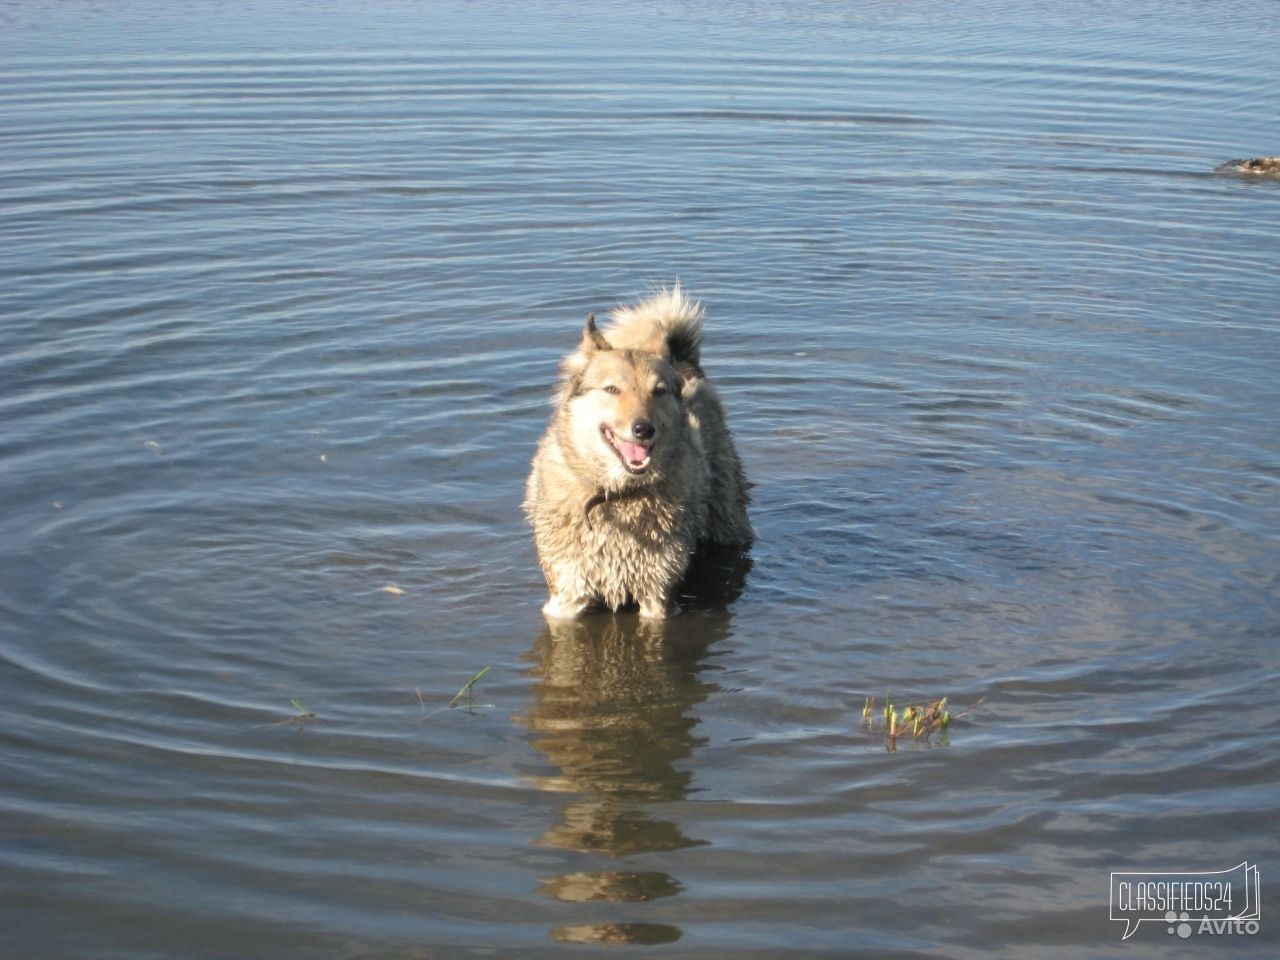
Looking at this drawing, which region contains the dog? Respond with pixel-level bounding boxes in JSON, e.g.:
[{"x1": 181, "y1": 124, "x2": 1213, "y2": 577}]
[{"x1": 524, "y1": 286, "x2": 753, "y2": 619}]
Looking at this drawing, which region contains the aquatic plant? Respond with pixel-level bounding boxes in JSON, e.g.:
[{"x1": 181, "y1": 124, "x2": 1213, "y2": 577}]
[
  {"x1": 860, "y1": 694, "x2": 983, "y2": 749},
  {"x1": 255, "y1": 698, "x2": 317, "y2": 729},
  {"x1": 448, "y1": 666, "x2": 491, "y2": 710}
]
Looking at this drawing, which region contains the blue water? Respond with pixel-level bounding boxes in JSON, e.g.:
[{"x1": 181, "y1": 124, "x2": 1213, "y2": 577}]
[{"x1": 2, "y1": 1, "x2": 1278, "y2": 957}]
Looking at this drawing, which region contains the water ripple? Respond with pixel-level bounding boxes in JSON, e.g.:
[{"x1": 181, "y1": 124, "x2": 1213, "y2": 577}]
[{"x1": 3, "y1": 2, "x2": 1279, "y2": 957}]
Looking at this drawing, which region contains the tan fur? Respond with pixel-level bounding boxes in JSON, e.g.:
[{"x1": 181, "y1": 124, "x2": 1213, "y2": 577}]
[{"x1": 524, "y1": 287, "x2": 753, "y2": 619}]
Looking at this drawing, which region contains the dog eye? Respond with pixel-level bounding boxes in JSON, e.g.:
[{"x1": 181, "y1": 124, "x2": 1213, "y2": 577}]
[
  {"x1": 602, "y1": 385, "x2": 621, "y2": 395},
  {"x1": 652, "y1": 383, "x2": 668, "y2": 396}
]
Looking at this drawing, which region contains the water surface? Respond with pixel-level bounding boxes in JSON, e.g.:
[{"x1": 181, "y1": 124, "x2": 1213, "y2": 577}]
[{"x1": 2, "y1": 1, "x2": 1279, "y2": 957}]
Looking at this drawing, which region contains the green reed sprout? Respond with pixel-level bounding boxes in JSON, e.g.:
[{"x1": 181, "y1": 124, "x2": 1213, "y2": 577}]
[
  {"x1": 255, "y1": 698, "x2": 318, "y2": 729},
  {"x1": 859, "y1": 694, "x2": 983, "y2": 746},
  {"x1": 448, "y1": 666, "x2": 491, "y2": 710}
]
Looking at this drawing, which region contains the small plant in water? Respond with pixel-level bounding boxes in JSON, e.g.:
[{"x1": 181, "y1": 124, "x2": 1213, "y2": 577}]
[
  {"x1": 448, "y1": 666, "x2": 491, "y2": 710},
  {"x1": 413, "y1": 667, "x2": 496, "y2": 721},
  {"x1": 256, "y1": 698, "x2": 317, "y2": 729},
  {"x1": 860, "y1": 693, "x2": 983, "y2": 751}
]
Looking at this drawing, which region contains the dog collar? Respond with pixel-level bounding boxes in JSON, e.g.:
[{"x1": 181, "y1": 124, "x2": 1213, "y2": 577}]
[{"x1": 583, "y1": 487, "x2": 646, "y2": 529}]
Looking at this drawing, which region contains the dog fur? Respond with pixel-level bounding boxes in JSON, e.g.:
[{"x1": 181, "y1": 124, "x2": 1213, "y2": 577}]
[{"x1": 524, "y1": 286, "x2": 752, "y2": 619}]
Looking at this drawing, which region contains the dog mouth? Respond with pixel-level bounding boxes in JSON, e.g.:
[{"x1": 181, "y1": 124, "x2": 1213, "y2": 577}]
[{"x1": 602, "y1": 427, "x2": 652, "y2": 474}]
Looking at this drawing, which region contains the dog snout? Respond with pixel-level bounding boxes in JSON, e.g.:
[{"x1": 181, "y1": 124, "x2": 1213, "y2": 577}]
[{"x1": 631, "y1": 419, "x2": 656, "y2": 441}]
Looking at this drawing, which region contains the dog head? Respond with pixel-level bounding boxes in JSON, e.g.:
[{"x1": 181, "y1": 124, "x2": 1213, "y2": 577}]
[{"x1": 556, "y1": 315, "x2": 685, "y2": 484}]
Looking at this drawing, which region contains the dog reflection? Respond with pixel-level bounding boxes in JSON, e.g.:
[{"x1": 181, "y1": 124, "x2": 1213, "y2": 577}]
[{"x1": 521, "y1": 613, "x2": 731, "y2": 856}]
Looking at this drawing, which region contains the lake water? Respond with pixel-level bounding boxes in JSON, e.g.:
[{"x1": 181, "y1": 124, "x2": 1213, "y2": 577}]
[{"x1": 2, "y1": 1, "x2": 1278, "y2": 957}]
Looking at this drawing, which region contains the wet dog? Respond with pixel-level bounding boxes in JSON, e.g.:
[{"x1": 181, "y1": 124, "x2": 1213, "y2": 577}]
[{"x1": 524, "y1": 287, "x2": 752, "y2": 619}]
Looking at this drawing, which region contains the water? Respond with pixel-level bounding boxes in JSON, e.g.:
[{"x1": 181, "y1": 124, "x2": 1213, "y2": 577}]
[{"x1": 3, "y1": 1, "x2": 1278, "y2": 956}]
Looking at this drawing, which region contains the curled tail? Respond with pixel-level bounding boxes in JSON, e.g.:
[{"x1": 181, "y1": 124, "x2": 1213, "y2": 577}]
[{"x1": 604, "y1": 284, "x2": 705, "y2": 375}]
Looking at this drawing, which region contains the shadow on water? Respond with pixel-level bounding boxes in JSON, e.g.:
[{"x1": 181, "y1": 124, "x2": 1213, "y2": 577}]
[
  {"x1": 675, "y1": 543, "x2": 754, "y2": 614},
  {"x1": 518, "y1": 549, "x2": 747, "y2": 946}
]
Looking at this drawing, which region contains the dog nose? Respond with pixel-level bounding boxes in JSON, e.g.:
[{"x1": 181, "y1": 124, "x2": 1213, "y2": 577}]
[{"x1": 631, "y1": 419, "x2": 656, "y2": 441}]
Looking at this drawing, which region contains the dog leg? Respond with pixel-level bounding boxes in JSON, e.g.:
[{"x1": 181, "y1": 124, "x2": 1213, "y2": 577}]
[
  {"x1": 542, "y1": 592, "x2": 593, "y2": 619},
  {"x1": 637, "y1": 596, "x2": 673, "y2": 620}
]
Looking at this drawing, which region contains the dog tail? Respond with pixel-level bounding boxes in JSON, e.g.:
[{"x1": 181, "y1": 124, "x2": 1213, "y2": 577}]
[{"x1": 604, "y1": 283, "x2": 704, "y2": 371}]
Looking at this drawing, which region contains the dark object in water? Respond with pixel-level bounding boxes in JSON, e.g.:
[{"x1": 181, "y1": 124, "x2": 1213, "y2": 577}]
[{"x1": 1215, "y1": 156, "x2": 1280, "y2": 177}]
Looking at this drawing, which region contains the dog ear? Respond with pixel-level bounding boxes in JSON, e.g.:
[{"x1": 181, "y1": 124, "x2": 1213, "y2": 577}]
[
  {"x1": 582, "y1": 313, "x2": 613, "y2": 353},
  {"x1": 554, "y1": 315, "x2": 608, "y2": 406}
]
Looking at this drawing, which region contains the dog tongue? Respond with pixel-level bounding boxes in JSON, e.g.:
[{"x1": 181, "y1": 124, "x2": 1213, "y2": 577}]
[{"x1": 616, "y1": 439, "x2": 650, "y2": 464}]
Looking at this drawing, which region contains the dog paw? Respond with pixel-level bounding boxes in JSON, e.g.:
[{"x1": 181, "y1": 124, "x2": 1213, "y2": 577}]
[
  {"x1": 638, "y1": 599, "x2": 673, "y2": 620},
  {"x1": 542, "y1": 596, "x2": 590, "y2": 619}
]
